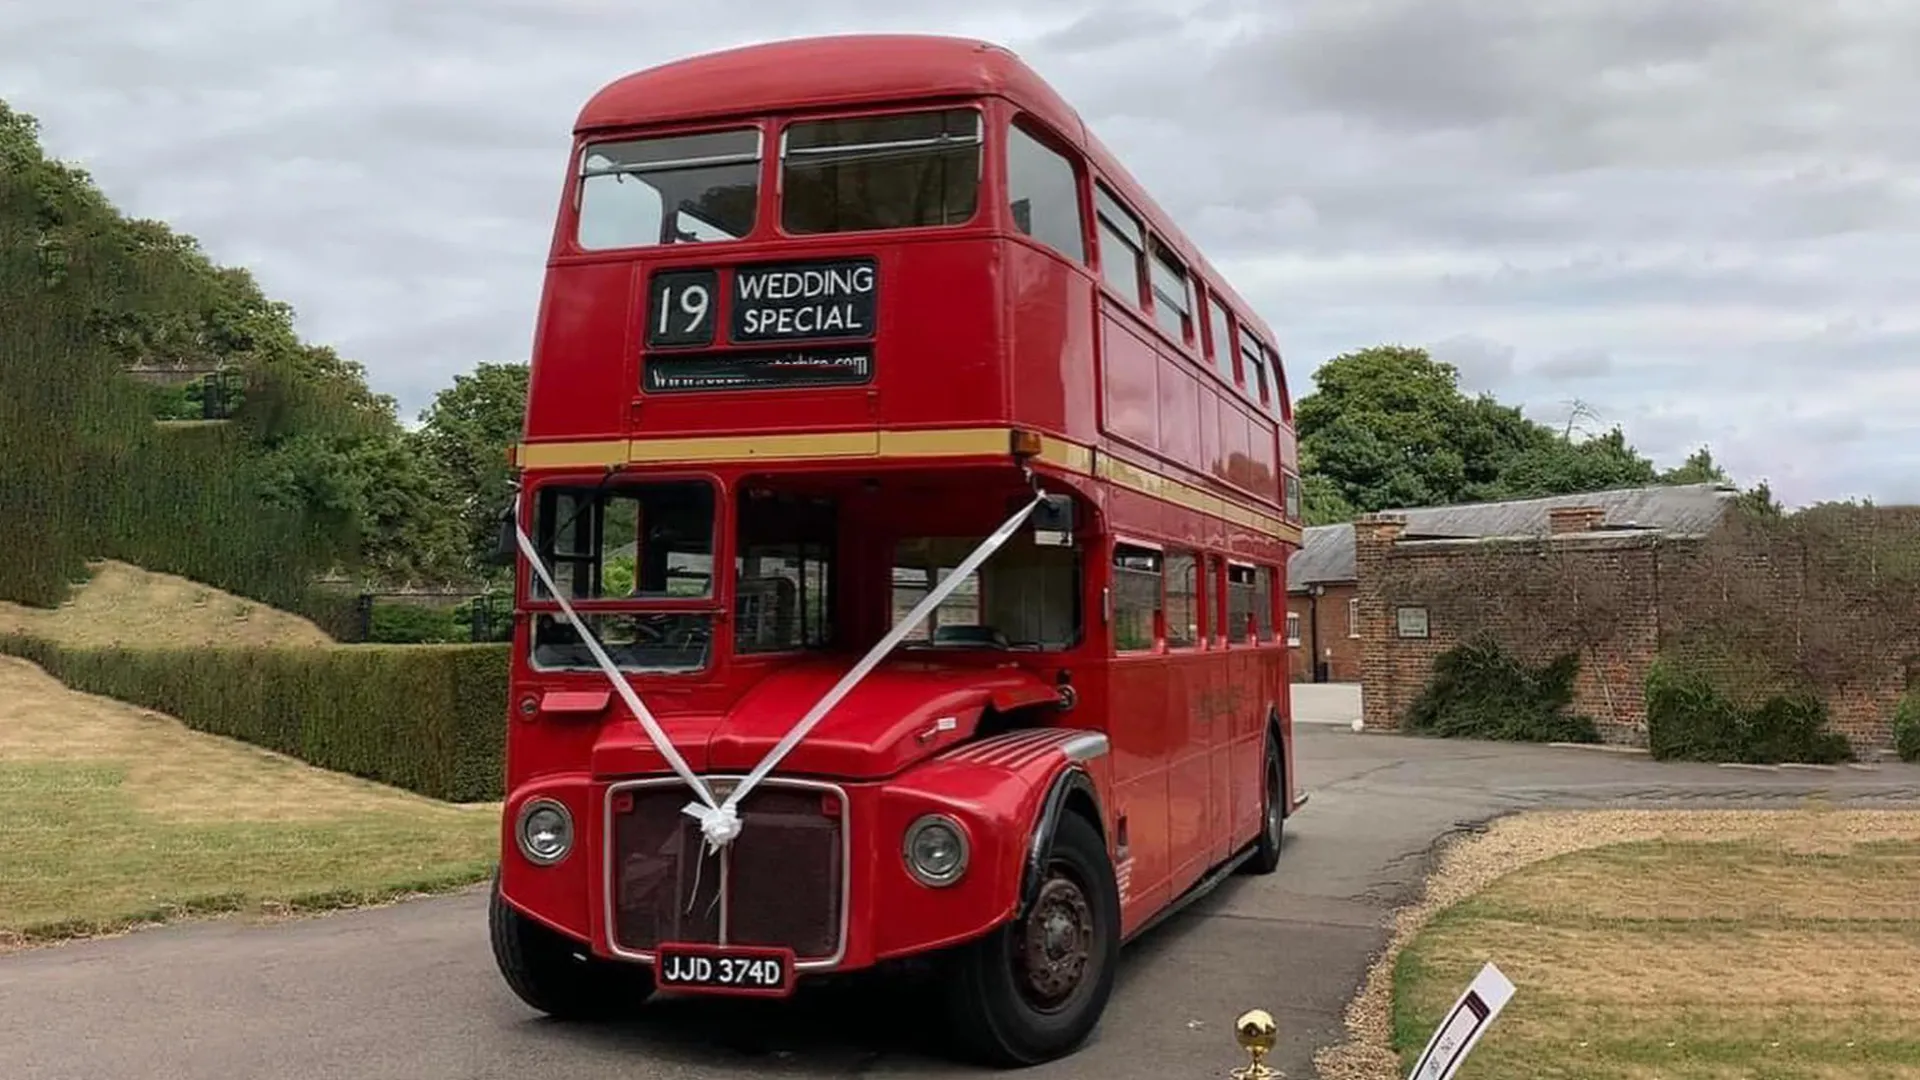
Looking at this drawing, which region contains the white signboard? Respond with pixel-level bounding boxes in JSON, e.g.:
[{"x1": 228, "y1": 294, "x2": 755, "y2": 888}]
[{"x1": 1406, "y1": 961, "x2": 1515, "y2": 1080}]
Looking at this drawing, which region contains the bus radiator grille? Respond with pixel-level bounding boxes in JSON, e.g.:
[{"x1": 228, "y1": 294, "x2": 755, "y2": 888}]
[{"x1": 609, "y1": 783, "x2": 844, "y2": 963}]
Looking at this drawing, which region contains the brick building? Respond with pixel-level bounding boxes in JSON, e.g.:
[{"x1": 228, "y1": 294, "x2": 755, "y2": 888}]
[
  {"x1": 1352, "y1": 483, "x2": 1740, "y2": 744},
  {"x1": 1286, "y1": 525, "x2": 1360, "y2": 683}
]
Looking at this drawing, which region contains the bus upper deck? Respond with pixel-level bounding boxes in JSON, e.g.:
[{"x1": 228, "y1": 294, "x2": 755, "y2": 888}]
[{"x1": 516, "y1": 35, "x2": 1301, "y2": 539}]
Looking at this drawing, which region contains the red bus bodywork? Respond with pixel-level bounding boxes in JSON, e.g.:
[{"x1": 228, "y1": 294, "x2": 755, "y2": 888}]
[{"x1": 492, "y1": 33, "x2": 1305, "y2": 1066}]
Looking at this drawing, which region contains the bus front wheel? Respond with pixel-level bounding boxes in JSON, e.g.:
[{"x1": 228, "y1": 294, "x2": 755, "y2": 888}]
[
  {"x1": 943, "y1": 811, "x2": 1121, "y2": 1066},
  {"x1": 488, "y1": 868, "x2": 654, "y2": 1020}
]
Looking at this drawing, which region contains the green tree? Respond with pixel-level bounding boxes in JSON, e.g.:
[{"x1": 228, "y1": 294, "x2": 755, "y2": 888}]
[
  {"x1": 413, "y1": 362, "x2": 529, "y2": 576},
  {"x1": 1294, "y1": 345, "x2": 1663, "y2": 517},
  {"x1": 1659, "y1": 446, "x2": 1731, "y2": 486},
  {"x1": 0, "y1": 96, "x2": 463, "y2": 605}
]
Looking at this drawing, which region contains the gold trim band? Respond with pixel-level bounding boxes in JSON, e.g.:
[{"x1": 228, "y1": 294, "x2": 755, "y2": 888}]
[{"x1": 512, "y1": 427, "x2": 1302, "y2": 544}]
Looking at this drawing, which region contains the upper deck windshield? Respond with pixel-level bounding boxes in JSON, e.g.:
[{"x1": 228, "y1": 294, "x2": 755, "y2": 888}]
[
  {"x1": 576, "y1": 128, "x2": 761, "y2": 250},
  {"x1": 571, "y1": 106, "x2": 983, "y2": 250}
]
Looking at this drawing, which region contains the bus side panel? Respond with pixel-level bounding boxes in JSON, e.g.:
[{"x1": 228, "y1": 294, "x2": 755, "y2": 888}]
[
  {"x1": 525, "y1": 261, "x2": 641, "y2": 442},
  {"x1": 1155, "y1": 360, "x2": 1204, "y2": 473},
  {"x1": 1107, "y1": 654, "x2": 1172, "y2": 937},
  {"x1": 1099, "y1": 315, "x2": 1160, "y2": 454},
  {"x1": 1217, "y1": 395, "x2": 1253, "y2": 492},
  {"x1": 1163, "y1": 651, "x2": 1212, "y2": 898},
  {"x1": 1004, "y1": 239, "x2": 1099, "y2": 445}
]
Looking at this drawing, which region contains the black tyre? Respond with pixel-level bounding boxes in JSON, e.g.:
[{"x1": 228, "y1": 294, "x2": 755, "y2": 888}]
[
  {"x1": 1244, "y1": 735, "x2": 1285, "y2": 875},
  {"x1": 489, "y1": 869, "x2": 654, "y2": 1020},
  {"x1": 944, "y1": 811, "x2": 1121, "y2": 1067}
]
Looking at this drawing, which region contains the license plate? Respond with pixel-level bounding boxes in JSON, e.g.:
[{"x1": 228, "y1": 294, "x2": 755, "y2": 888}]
[{"x1": 654, "y1": 943, "x2": 795, "y2": 998}]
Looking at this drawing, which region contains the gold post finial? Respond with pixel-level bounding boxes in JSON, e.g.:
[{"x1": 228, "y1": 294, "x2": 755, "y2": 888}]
[{"x1": 1230, "y1": 1008, "x2": 1280, "y2": 1079}]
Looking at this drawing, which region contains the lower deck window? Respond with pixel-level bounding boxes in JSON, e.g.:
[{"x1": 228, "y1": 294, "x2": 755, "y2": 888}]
[
  {"x1": 527, "y1": 479, "x2": 716, "y2": 672},
  {"x1": 1227, "y1": 563, "x2": 1275, "y2": 642},
  {"x1": 1165, "y1": 551, "x2": 1198, "y2": 647},
  {"x1": 892, "y1": 531, "x2": 1079, "y2": 650},
  {"x1": 734, "y1": 489, "x2": 836, "y2": 654},
  {"x1": 1112, "y1": 543, "x2": 1161, "y2": 652}
]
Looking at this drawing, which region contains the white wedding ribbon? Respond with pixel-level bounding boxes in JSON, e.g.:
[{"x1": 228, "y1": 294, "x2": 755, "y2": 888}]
[{"x1": 515, "y1": 486, "x2": 1048, "y2": 855}]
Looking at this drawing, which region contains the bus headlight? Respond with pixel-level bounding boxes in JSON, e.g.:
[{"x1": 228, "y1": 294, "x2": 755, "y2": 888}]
[
  {"x1": 516, "y1": 798, "x2": 573, "y2": 866},
  {"x1": 903, "y1": 814, "x2": 969, "y2": 887}
]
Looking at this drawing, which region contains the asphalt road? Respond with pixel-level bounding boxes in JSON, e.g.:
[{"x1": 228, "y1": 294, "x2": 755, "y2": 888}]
[{"x1": 5, "y1": 728, "x2": 1919, "y2": 1080}]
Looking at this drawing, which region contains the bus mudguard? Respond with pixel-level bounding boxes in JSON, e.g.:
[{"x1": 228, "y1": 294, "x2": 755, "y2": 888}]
[{"x1": 870, "y1": 726, "x2": 1111, "y2": 962}]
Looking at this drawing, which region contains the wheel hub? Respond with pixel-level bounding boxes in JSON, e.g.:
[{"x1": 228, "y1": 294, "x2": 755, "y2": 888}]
[{"x1": 1019, "y1": 876, "x2": 1093, "y2": 1005}]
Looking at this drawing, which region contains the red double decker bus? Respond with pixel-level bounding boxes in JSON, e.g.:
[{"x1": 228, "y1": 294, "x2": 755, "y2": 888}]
[{"x1": 490, "y1": 33, "x2": 1307, "y2": 1066}]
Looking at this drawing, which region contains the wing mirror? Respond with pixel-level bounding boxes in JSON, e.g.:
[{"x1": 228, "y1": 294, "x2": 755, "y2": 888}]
[{"x1": 1029, "y1": 492, "x2": 1075, "y2": 547}]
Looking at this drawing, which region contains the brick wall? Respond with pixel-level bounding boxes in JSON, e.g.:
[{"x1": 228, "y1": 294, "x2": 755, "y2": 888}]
[
  {"x1": 1287, "y1": 582, "x2": 1361, "y2": 682},
  {"x1": 1353, "y1": 504, "x2": 1920, "y2": 754}
]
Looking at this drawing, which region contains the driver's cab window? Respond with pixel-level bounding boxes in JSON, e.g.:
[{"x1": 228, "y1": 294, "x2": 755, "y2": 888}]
[
  {"x1": 526, "y1": 479, "x2": 716, "y2": 674},
  {"x1": 891, "y1": 532, "x2": 1079, "y2": 650}
]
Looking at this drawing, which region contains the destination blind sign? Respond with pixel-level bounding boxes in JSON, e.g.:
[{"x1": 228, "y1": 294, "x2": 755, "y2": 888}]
[
  {"x1": 731, "y1": 258, "x2": 877, "y2": 342},
  {"x1": 644, "y1": 345, "x2": 872, "y2": 394}
]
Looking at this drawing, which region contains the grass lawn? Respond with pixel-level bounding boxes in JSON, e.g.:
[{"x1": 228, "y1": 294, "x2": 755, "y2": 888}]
[
  {"x1": 0, "y1": 655, "x2": 498, "y2": 946},
  {"x1": 1382, "y1": 810, "x2": 1920, "y2": 1080}
]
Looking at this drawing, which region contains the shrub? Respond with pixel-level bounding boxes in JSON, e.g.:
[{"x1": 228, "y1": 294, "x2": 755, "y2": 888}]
[
  {"x1": 367, "y1": 600, "x2": 467, "y2": 644},
  {"x1": 1644, "y1": 657, "x2": 1853, "y2": 764},
  {"x1": 1403, "y1": 640, "x2": 1601, "y2": 743},
  {"x1": 1, "y1": 635, "x2": 508, "y2": 801},
  {"x1": 1894, "y1": 691, "x2": 1920, "y2": 764}
]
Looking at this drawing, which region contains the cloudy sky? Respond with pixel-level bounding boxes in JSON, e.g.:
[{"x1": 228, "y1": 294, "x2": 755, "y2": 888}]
[{"x1": 5, "y1": 0, "x2": 1916, "y2": 508}]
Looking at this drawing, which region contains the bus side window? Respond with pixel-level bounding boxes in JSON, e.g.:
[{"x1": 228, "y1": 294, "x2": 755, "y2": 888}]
[
  {"x1": 1111, "y1": 543, "x2": 1162, "y2": 652},
  {"x1": 1007, "y1": 120, "x2": 1087, "y2": 263},
  {"x1": 1239, "y1": 327, "x2": 1271, "y2": 408},
  {"x1": 1094, "y1": 183, "x2": 1145, "y2": 307},
  {"x1": 1164, "y1": 550, "x2": 1198, "y2": 648},
  {"x1": 1148, "y1": 241, "x2": 1195, "y2": 346},
  {"x1": 1205, "y1": 291, "x2": 1237, "y2": 386},
  {"x1": 1255, "y1": 565, "x2": 1276, "y2": 642}
]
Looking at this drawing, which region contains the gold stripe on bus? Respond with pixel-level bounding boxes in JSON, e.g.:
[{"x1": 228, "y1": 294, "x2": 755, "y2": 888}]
[
  {"x1": 625, "y1": 431, "x2": 881, "y2": 463},
  {"x1": 878, "y1": 428, "x2": 1012, "y2": 457},
  {"x1": 1094, "y1": 453, "x2": 1301, "y2": 544},
  {"x1": 514, "y1": 439, "x2": 629, "y2": 469},
  {"x1": 511, "y1": 427, "x2": 1301, "y2": 544}
]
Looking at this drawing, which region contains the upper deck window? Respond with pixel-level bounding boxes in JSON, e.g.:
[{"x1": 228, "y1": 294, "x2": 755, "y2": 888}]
[
  {"x1": 781, "y1": 107, "x2": 982, "y2": 234},
  {"x1": 1148, "y1": 241, "x2": 1194, "y2": 343},
  {"x1": 1240, "y1": 327, "x2": 1272, "y2": 406},
  {"x1": 1206, "y1": 291, "x2": 1236, "y2": 384},
  {"x1": 1006, "y1": 121, "x2": 1086, "y2": 262},
  {"x1": 576, "y1": 127, "x2": 761, "y2": 251},
  {"x1": 1094, "y1": 184, "x2": 1144, "y2": 305}
]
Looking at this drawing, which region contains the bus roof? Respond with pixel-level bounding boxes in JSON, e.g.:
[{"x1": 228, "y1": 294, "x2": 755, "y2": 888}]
[{"x1": 575, "y1": 34, "x2": 1282, "y2": 400}]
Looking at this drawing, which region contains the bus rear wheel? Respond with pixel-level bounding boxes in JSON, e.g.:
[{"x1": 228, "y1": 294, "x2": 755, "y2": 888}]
[
  {"x1": 488, "y1": 869, "x2": 654, "y2": 1020},
  {"x1": 1244, "y1": 738, "x2": 1285, "y2": 875},
  {"x1": 943, "y1": 812, "x2": 1120, "y2": 1067}
]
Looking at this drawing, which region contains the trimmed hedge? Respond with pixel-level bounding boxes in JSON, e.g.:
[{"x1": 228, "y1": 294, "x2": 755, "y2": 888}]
[
  {"x1": 1403, "y1": 640, "x2": 1601, "y2": 743},
  {"x1": 1644, "y1": 658, "x2": 1853, "y2": 764},
  {"x1": 1, "y1": 635, "x2": 508, "y2": 802}
]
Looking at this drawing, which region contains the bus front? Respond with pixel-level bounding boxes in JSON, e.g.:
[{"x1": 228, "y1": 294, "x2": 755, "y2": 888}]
[{"x1": 493, "y1": 57, "x2": 1122, "y2": 1069}]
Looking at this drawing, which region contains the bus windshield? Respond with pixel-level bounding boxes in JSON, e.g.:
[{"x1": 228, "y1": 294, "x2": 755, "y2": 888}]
[{"x1": 526, "y1": 479, "x2": 716, "y2": 673}]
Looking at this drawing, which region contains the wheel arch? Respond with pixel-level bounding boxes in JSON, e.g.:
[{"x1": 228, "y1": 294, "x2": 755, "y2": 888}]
[{"x1": 1015, "y1": 737, "x2": 1109, "y2": 920}]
